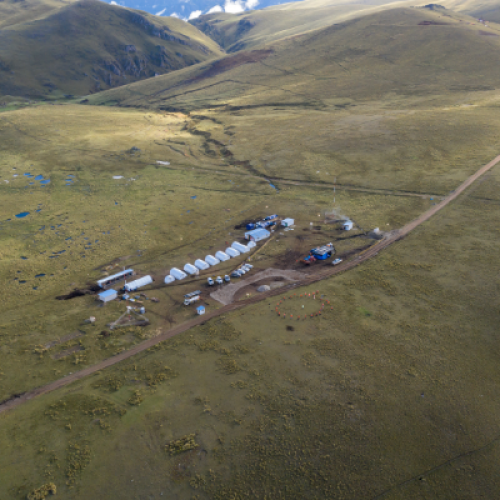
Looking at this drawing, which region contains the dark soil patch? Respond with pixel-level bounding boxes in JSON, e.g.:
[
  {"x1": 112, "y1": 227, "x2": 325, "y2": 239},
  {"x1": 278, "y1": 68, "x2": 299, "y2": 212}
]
[
  {"x1": 190, "y1": 50, "x2": 273, "y2": 83},
  {"x1": 56, "y1": 284, "x2": 100, "y2": 300},
  {"x1": 418, "y1": 20, "x2": 449, "y2": 25},
  {"x1": 478, "y1": 30, "x2": 498, "y2": 36},
  {"x1": 286, "y1": 325, "x2": 295, "y2": 331}
]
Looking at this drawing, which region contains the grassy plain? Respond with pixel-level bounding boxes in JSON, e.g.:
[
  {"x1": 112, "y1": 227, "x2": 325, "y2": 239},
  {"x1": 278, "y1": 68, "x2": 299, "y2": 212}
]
[
  {"x1": 1, "y1": 155, "x2": 500, "y2": 499},
  {"x1": 0, "y1": 104, "x2": 431, "y2": 403},
  {"x1": 2, "y1": 6, "x2": 500, "y2": 498}
]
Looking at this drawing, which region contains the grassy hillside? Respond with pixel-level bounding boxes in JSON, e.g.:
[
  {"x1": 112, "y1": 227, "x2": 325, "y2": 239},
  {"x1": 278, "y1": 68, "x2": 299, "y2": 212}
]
[
  {"x1": 0, "y1": 0, "x2": 224, "y2": 99},
  {"x1": 191, "y1": 0, "x2": 409, "y2": 52},
  {"x1": 191, "y1": 0, "x2": 500, "y2": 52},
  {"x1": 92, "y1": 7, "x2": 500, "y2": 110},
  {"x1": 0, "y1": 0, "x2": 77, "y2": 29}
]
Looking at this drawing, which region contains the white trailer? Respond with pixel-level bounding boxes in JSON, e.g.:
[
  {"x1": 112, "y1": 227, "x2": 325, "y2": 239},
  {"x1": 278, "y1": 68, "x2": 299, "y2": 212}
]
[
  {"x1": 226, "y1": 247, "x2": 240, "y2": 258},
  {"x1": 215, "y1": 250, "x2": 230, "y2": 262},
  {"x1": 205, "y1": 254, "x2": 220, "y2": 266},
  {"x1": 170, "y1": 267, "x2": 187, "y2": 280},
  {"x1": 232, "y1": 241, "x2": 250, "y2": 253},
  {"x1": 195, "y1": 259, "x2": 210, "y2": 270},
  {"x1": 184, "y1": 263, "x2": 199, "y2": 276},
  {"x1": 124, "y1": 275, "x2": 153, "y2": 292}
]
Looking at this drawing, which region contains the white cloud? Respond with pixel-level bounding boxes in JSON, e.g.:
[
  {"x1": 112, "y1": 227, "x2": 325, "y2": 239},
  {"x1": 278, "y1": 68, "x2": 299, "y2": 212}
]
[
  {"x1": 188, "y1": 9, "x2": 202, "y2": 19},
  {"x1": 207, "y1": 5, "x2": 223, "y2": 13},
  {"x1": 170, "y1": 12, "x2": 180, "y2": 17},
  {"x1": 223, "y1": 0, "x2": 257, "y2": 13},
  {"x1": 156, "y1": 7, "x2": 166, "y2": 15},
  {"x1": 110, "y1": 1, "x2": 118, "y2": 4},
  {"x1": 224, "y1": 0, "x2": 244, "y2": 13}
]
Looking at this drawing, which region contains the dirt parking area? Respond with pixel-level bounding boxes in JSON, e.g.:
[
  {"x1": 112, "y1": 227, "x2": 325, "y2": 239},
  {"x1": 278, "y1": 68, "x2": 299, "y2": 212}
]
[{"x1": 210, "y1": 268, "x2": 307, "y2": 305}]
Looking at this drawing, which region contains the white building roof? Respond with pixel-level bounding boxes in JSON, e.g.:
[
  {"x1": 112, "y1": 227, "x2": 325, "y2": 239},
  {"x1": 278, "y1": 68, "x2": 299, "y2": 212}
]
[
  {"x1": 124, "y1": 275, "x2": 153, "y2": 291},
  {"x1": 205, "y1": 255, "x2": 220, "y2": 266}
]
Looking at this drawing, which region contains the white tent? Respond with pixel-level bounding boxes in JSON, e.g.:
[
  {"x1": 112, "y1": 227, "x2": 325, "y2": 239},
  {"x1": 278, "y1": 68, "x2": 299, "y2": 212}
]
[
  {"x1": 194, "y1": 259, "x2": 210, "y2": 270},
  {"x1": 247, "y1": 240, "x2": 256, "y2": 249},
  {"x1": 170, "y1": 267, "x2": 187, "y2": 280},
  {"x1": 226, "y1": 247, "x2": 240, "y2": 258},
  {"x1": 232, "y1": 241, "x2": 250, "y2": 253},
  {"x1": 184, "y1": 263, "x2": 199, "y2": 275},
  {"x1": 124, "y1": 275, "x2": 153, "y2": 291},
  {"x1": 215, "y1": 250, "x2": 230, "y2": 262},
  {"x1": 205, "y1": 254, "x2": 220, "y2": 266},
  {"x1": 164, "y1": 275, "x2": 175, "y2": 284}
]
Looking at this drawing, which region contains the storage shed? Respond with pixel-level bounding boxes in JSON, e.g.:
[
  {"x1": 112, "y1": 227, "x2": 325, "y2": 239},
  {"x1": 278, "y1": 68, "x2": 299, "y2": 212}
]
[
  {"x1": 184, "y1": 263, "x2": 199, "y2": 276},
  {"x1": 245, "y1": 228, "x2": 271, "y2": 242},
  {"x1": 343, "y1": 220, "x2": 354, "y2": 231},
  {"x1": 124, "y1": 275, "x2": 153, "y2": 292},
  {"x1": 215, "y1": 250, "x2": 230, "y2": 262},
  {"x1": 232, "y1": 241, "x2": 250, "y2": 253},
  {"x1": 281, "y1": 218, "x2": 294, "y2": 227},
  {"x1": 205, "y1": 255, "x2": 220, "y2": 266},
  {"x1": 98, "y1": 289, "x2": 117, "y2": 302},
  {"x1": 197, "y1": 305, "x2": 206, "y2": 315},
  {"x1": 170, "y1": 267, "x2": 187, "y2": 280},
  {"x1": 194, "y1": 259, "x2": 210, "y2": 271},
  {"x1": 164, "y1": 275, "x2": 175, "y2": 284},
  {"x1": 226, "y1": 247, "x2": 240, "y2": 258}
]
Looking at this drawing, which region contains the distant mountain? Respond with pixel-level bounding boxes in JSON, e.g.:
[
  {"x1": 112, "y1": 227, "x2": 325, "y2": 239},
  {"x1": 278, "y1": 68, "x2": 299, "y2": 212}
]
[
  {"x1": 87, "y1": 6, "x2": 500, "y2": 111},
  {"x1": 0, "y1": 0, "x2": 224, "y2": 98},
  {"x1": 101, "y1": 0, "x2": 298, "y2": 21},
  {"x1": 191, "y1": 0, "x2": 500, "y2": 52}
]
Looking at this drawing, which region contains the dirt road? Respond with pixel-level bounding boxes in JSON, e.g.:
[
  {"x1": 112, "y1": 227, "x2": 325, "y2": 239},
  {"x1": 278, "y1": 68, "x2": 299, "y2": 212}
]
[{"x1": 2, "y1": 154, "x2": 500, "y2": 415}]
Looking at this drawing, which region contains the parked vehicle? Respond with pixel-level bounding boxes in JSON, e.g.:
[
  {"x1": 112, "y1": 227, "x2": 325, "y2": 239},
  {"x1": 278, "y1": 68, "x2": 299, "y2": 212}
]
[
  {"x1": 184, "y1": 295, "x2": 200, "y2": 306},
  {"x1": 231, "y1": 271, "x2": 241, "y2": 278},
  {"x1": 224, "y1": 275, "x2": 231, "y2": 282},
  {"x1": 215, "y1": 276, "x2": 223, "y2": 285},
  {"x1": 245, "y1": 264, "x2": 253, "y2": 269},
  {"x1": 332, "y1": 258, "x2": 343, "y2": 266},
  {"x1": 238, "y1": 268, "x2": 246, "y2": 275},
  {"x1": 207, "y1": 277, "x2": 214, "y2": 286}
]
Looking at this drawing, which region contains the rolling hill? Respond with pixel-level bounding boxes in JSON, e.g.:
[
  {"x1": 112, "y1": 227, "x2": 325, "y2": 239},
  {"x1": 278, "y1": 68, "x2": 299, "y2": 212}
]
[
  {"x1": 0, "y1": 0, "x2": 224, "y2": 98},
  {"x1": 90, "y1": 6, "x2": 500, "y2": 111},
  {"x1": 191, "y1": 0, "x2": 500, "y2": 52},
  {"x1": 0, "y1": 0, "x2": 78, "y2": 29}
]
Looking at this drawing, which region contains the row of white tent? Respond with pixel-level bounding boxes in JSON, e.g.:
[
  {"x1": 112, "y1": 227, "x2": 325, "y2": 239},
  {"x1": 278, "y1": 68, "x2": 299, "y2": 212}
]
[{"x1": 164, "y1": 241, "x2": 256, "y2": 284}]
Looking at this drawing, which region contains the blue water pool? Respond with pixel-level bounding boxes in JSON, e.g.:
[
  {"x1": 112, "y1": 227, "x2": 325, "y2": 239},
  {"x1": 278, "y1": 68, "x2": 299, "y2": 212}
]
[
  {"x1": 15, "y1": 212, "x2": 30, "y2": 218},
  {"x1": 35, "y1": 273, "x2": 45, "y2": 278},
  {"x1": 40, "y1": 179, "x2": 50, "y2": 184},
  {"x1": 35, "y1": 175, "x2": 44, "y2": 180}
]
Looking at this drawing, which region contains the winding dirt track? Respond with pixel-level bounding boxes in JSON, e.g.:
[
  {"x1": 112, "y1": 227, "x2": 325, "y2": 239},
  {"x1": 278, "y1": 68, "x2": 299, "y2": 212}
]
[{"x1": 2, "y1": 154, "x2": 500, "y2": 415}]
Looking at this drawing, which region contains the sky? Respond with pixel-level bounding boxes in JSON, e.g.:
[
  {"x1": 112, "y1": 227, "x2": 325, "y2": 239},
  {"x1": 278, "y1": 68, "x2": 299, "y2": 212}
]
[{"x1": 106, "y1": 0, "x2": 292, "y2": 21}]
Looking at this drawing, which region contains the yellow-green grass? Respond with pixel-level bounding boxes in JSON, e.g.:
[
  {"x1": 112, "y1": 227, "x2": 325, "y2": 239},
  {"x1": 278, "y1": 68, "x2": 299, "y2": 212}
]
[
  {"x1": 0, "y1": 104, "x2": 432, "y2": 401},
  {"x1": 0, "y1": 0, "x2": 77, "y2": 29},
  {"x1": 1, "y1": 162, "x2": 500, "y2": 499},
  {"x1": 0, "y1": 0, "x2": 224, "y2": 99},
  {"x1": 192, "y1": 0, "x2": 500, "y2": 52},
  {"x1": 92, "y1": 7, "x2": 500, "y2": 112}
]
